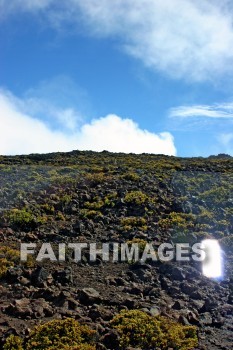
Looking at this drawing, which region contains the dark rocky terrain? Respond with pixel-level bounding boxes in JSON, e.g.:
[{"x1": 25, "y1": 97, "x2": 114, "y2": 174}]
[{"x1": 0, "y1": 151, "x2": 232, "y2": 349}]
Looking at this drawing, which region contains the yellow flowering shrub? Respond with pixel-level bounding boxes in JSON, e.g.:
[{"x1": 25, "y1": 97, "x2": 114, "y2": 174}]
[
  {"x1": 26, "y1": 318, "x2": 96, "y2": 350},
  {"x1": 3, "y1": 335, "x2": 23, "y2": 350},
  {"x1": 0, "y1": 246, "x2": 19, "y2": 278},
  {"x1": 110, "y1": 309, "x2": 198, "y2": 350}
]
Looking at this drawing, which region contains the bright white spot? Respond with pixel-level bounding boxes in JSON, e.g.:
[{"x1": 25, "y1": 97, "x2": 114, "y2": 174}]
[{"x1": 201, "y1": 239, "x2": 222, "y2": 278}]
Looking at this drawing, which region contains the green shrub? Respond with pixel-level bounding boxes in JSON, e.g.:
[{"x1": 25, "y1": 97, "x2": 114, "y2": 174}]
[
  {"x1": 120, "y1": 217, "x2": 147, "y2": 231},
  {"x1": 197, "y1": 208, "x2": 215, "y2": 224},
  {"x1": 158, "y1": 212, "x2": 195, "y2": 232},
  {"x1": 26, "y1": 318, "x2": 96, "y2": 350},
  {"x1": 122, "y1": 172, "x2": 140, "y2": 181},
  {"x1": 200, "y1": 186, "x2": 230, "y2": 204},
  {"x1": 80, "y1": 209, "x2": 103, "y2": 219},
  {"x1": 40, "y1": 203, "x2": 55, "y2": 214},
  {"x1": 111, "y1": 309, "x2": 198, "y2": 350},
  {"x1": 0, "y1": 246, "x2": 20, "y2": 278},
  {"x1": 85, "y1": 173, "x2": 106, "y2": 185},
  {"x1": 124, "y1": 191, "x2": 147, "y2": 205},
  {"x1": 5, "y1": 208, "x2": 36, "y2": 230},
  {"x1": 84, "y1": 200, "x2": 104, "y2": 210},
  {"x1": 60, "y1": 194, "x2": 72, "y2": 206},
  {"x1": 3, "y1": 335, "x2": 23, "y2": 350}
]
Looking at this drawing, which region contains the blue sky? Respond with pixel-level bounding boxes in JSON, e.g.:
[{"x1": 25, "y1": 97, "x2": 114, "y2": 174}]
[{"x1": 0, "y1": 0, "x2": 233, "y2": 156}]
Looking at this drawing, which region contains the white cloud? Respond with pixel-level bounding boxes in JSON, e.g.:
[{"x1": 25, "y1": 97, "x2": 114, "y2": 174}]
[
  {"x1": 169, "y1": 103, "x2": 233, "y2": 118},
  {"x1": 1, "y1": 0, "x2": 233, "y2": 82},
  {"x1": 78, "y1": 115, "x2": 176, "y2": 155},
  {"x1": 0, "y1": 89, "x2": 176, "y2": 155},
  {"x1": 0, "y1": 91, "x2": 75, "y2": 155}
]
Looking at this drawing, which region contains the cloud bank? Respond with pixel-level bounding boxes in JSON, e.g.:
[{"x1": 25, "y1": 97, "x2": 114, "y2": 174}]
[
  {"x1": 0, "y1": 89, "x2": 176, "y2": 155},
  {"x1": 1, "y1": 0, "x2": 233, "y2": 82}
]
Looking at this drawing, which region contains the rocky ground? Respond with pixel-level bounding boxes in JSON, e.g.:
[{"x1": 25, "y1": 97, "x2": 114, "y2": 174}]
[{"x1": 0, "y1": 151, "x2": 232, "y2": 349}]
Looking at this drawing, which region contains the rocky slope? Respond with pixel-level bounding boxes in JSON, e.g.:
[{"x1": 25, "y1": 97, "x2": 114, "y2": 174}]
[{"x1": 0, "y1": 151, "x2": 232, "y2": 349}]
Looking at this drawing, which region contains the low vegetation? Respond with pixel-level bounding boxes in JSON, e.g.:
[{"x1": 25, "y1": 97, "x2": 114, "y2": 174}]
[
  {"x1": 111, "y1": 309, "x2": 198, "y2": 349},
  {"x1": 4, "y1": 312, "x2": 198, "y2": 350},
  {"x1": 0, "y1": 151, "x2": 232, "y2": 349}
]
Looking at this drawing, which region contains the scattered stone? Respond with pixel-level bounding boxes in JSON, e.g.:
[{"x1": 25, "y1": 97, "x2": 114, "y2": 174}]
[{"x1": 79, "y1": 288, "x2": 101, "y2": 305}]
